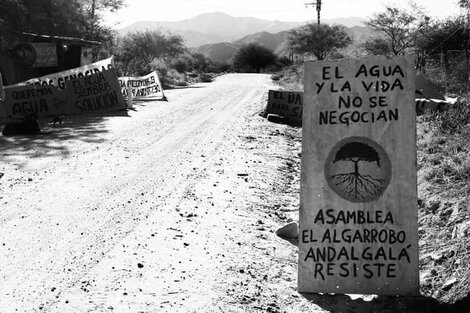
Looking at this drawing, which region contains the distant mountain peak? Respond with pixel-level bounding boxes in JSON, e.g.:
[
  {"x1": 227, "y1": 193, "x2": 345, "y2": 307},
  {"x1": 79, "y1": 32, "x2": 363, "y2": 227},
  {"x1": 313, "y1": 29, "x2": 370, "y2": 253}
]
[
  {"x1": 118, "y1": 12, "x2": 366, "y2": 49},
  {"x1": 324, "y1": 16, "x2": 365, "y2": 27},
  {"x1": 118, "y1": 11, "x2": 302, "y2": 47},
  {"x1": 191, "y1": 11, "x2": 232, "y2": 18}
]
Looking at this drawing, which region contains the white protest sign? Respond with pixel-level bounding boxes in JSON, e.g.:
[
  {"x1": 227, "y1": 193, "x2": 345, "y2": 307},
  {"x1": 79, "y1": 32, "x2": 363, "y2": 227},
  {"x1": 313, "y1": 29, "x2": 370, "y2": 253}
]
[
  {"x1": 299, "y1": 55, "x2": 418, "y2": 295},
  {"x1": 266, "y1": 90, "x2": 303, "y2": 125},
  {"x1": 118, "y1": 71, "x2": 165, "y2": 100},
  {"x1": 17, "y1": 57, "x2": 114, "y2": 89}
]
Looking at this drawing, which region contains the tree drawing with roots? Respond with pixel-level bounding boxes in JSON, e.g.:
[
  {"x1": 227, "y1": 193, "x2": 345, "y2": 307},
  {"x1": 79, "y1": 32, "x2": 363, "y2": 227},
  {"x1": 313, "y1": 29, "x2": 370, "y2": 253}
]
[{"x1": 329, "y1": 141, "x2": 387, "y2": 202}]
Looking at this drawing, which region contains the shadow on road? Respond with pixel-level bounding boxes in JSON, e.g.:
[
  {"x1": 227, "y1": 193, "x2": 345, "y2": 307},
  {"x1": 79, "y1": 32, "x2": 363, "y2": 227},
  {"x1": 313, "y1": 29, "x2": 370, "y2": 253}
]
[
  {"x1": 0, "y1": 110, "x2": 130, "y2": 167},
  {"x1": 301, "y1": 292, "x2": 470, "y2": 313}
]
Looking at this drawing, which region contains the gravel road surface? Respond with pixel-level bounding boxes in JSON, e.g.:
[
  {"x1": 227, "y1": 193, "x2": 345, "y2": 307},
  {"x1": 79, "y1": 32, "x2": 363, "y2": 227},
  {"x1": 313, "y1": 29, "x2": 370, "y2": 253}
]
[{"x1": 0, "y1": 74, "x2": 310, "y2": 313}]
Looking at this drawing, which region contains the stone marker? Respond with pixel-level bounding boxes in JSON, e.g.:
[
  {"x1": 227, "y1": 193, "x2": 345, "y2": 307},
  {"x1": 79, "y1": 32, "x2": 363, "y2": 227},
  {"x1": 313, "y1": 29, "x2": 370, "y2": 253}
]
[
  {"x1": 266, "y1": 90, "x2": 303, "y2": 125},
  {"x1": 299, "y1": 55, "x2": 418, "y2": 295}
]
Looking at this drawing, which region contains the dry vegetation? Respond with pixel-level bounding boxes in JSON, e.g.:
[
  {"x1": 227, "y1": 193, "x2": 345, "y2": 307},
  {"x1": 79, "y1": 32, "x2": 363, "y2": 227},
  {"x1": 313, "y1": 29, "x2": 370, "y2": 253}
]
[
  {"x1": 271, "y1": 65, "x2": 304, "y2": 92},
  {"x1": 417, "y1": 101, "x2": 470, "y2": 303}
]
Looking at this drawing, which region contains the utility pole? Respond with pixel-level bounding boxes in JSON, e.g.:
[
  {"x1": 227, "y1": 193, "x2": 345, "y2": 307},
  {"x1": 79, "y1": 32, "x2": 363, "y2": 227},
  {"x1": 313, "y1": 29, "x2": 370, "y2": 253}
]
[
  {"x1": 305, "y1": 0, "x2": 322, "y2": 25},
  {"x1": 467, "y1": 2, "x2": 470, "y2": 81}
]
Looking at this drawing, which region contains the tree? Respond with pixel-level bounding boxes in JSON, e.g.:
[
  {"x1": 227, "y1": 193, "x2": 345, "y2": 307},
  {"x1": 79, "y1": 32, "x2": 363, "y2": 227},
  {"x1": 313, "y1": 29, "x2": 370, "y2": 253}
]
[
  {"x1": 0, "y1": 0, "x2": 86, "y2": 37},
  {"x1": 415, "y1": 17, "x2": 470, "y2": 86},
  {"x1": 459, "y1": 0, "x2": 470, "y2": 9},
  {"x1": 115, "y1": 30, "x2": 186, "y2": 76},
  {"x1": 288, "y1": 23, "x2": 352, "y2": 60},
  {"x1": 362, "y1": 37, "x2": 392, "y2": 57},
  {"x1": 329, "y1": 142, "x2": 386, "y2": 201},
  {"x1": 233, "y1": 43, "x2": 277, "y2": 73},
  {"x1": 82, "y1": 0, "x2": 125, "y2": 41},
  {"x1": 457, "y1": 1, "x2": 470, "y2": 57},
  {"x1": 0, "y1": 0, "x2": 124, "y2": 42},
  {"x1": 171, "y1": 56, "x2": 191, "y2": 73},
  {"x1": 417, "y1": 18, "x2": 467, "y2": 56},
  {"x1": 171, "y1": 53, "x2": 210, "y2": 74},
  {"x1": 365, "y1": 4, "x2": 430, "y2": 55},
  {"x1": 191, "y1": 53, "x2": 210, "y2": 74}
]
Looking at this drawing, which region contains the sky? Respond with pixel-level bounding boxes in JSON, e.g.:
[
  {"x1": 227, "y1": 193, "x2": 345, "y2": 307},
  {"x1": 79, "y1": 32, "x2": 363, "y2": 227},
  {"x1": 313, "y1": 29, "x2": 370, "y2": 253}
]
[{"x1": 103, "y1": 0, "x2": 464, "y2": 28}]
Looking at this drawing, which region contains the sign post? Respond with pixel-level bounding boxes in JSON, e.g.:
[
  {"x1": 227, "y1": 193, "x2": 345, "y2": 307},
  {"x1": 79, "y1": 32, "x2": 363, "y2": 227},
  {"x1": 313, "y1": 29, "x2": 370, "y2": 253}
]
[{"x1": 299, "y1": 55, "x2": 418, "y2": 295}]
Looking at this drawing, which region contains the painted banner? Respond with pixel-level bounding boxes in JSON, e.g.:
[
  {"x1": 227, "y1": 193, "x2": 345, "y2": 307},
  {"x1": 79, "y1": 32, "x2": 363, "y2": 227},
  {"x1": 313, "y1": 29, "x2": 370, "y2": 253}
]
[
  {"x1": 64, "y1": 68, "x2": 126, "y2": 115},
  {"x1": 118, "y1": 71, "x2": 164, "y2": 100},
  {"x1": 31, "y1": 43, "x2": 58, "y2": 68},
  {"x1": 17, "y1": 57, "x2": 114, "y2": 89},
  {"x1": 299, "y1": 55, "x2": 418, "y2": 295},
  {"x1": 266, "y1": 90, "x2": 303, "y2": 125},
  {"x1": 3, "y1": 84, "x2": 65, "y2": 119},
  {"x1": 3, "y1": 68, "x2": 125, "y2": 118}
]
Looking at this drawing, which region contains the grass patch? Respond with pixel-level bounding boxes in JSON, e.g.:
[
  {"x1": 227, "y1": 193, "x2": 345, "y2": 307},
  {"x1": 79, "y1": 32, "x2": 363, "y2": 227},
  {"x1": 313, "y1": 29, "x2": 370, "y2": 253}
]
[
  {"x1": 272, "y1": 64, "x2": 304, "y2": 92},
  {"x1": 418, "y1": 99, "x2": 470, "y2": 199}
]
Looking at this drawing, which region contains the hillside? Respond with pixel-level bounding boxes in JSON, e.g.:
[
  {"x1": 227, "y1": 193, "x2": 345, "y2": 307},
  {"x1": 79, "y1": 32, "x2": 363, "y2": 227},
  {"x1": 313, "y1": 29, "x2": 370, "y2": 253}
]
[
  {"x1": 191, "y1": 31, "x2": 291, "y2": 64},
  {"x1": 119, "y1": 23, "x2": 224, "y2": 47},
  {"x1": 117, "y1": 12, "x2": 367, "y2": 49},
  {"x1": 192, "y1": 25, "x2": 376, "y2": 64},
  {"x1": 192, "y1": 42, "x2": 238, "y2": 63},
  {"x1": 234, "y1": 31, "x2": 290, "y2": 55},
  {"x1": 117, "y1": 12, "x2": 374, "y2": 63}
]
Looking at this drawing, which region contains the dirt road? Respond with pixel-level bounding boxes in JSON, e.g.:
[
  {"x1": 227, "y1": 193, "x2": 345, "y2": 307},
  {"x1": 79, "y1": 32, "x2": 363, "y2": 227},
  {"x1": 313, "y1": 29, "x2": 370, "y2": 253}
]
[
  {"x1": 0, "y1": 74, "x2": 314, "y2": 313},
  {"x1": 2, "y1": 73, "x2": 464, "y2": 313}
]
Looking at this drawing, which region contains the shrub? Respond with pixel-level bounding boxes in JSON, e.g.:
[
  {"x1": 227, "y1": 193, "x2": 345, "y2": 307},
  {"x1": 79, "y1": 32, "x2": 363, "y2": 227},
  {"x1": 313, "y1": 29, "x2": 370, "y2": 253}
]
[
  {"x1": 171, "y1": 58, "x2": 190, "y2": 73},
  {"x1": 233, "y1": 43, "x2": 277, "y2": 73},
  {"x1": 437, "y1": 100, "x2": 470, "y2": 134}
]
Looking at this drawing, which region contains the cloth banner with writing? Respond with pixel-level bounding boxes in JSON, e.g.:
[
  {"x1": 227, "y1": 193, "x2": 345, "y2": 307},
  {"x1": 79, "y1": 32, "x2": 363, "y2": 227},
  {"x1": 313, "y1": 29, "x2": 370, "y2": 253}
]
[
  {"x1": 64, "y1": 68, "x2": 126, "y2": 115},
  {"x1": 3, "y1": 68, "x2": 126, "y2": 118},
  {"x1": 118, "y1": 71, "x2": 165, "y2": 100},
  {"x1": 15, "y1": 57, "x2": 114, "y2": 90},
  {"x1": 3, "y1": 84, "x2": 65, "y2": 119}
]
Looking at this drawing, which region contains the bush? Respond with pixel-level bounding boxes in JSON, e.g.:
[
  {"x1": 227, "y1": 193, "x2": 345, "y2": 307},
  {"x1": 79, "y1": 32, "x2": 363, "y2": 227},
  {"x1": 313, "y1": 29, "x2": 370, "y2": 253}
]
[
  {"x1": 207, "y1": 62, "x2": 231, "y2": 74},
  {"x1": 152, "y1": 59, "x2": 169, "y2": 82},
  {"x1": 423, "y1": 56, "x2": 470, "y2": 95},
  {"x1": 171, "y1": 58, "x2": 190, "y2": 73},
  {"x1": 114, "y1": 30, "x2": 186, "y2": 76},
  {"x1": 153, "y1": 59, "x2": 186, "y2": 87},
  {"x1": 200, "y1": 73, "x2": 213, "y2": 83},
  {"x1": 233, "y1": 43, "x2": 277, "y2": 73},
  {"x1": 273, "y1": 64, "x2": 304, "y2": 91},
  {"x1": 277, "y1": 56, "x2": 292, "y2": 67}
]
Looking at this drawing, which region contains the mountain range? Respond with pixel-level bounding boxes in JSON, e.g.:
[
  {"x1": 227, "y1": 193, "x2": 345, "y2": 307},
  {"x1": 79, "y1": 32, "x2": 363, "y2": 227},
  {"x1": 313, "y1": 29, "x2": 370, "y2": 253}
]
[
  {"x1": 118, "y1": 12, "x2": 370, "y2": 63},
  {"x1": 118, "y1": 12, "x2": 304, "y2": 47}
]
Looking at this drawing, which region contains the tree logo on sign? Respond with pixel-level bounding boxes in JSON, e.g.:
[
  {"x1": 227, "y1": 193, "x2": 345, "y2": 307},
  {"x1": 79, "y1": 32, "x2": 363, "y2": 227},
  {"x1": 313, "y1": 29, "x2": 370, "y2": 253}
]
[{"x1": 324, "y1": 137, "x2": 391, "y2": 202}]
